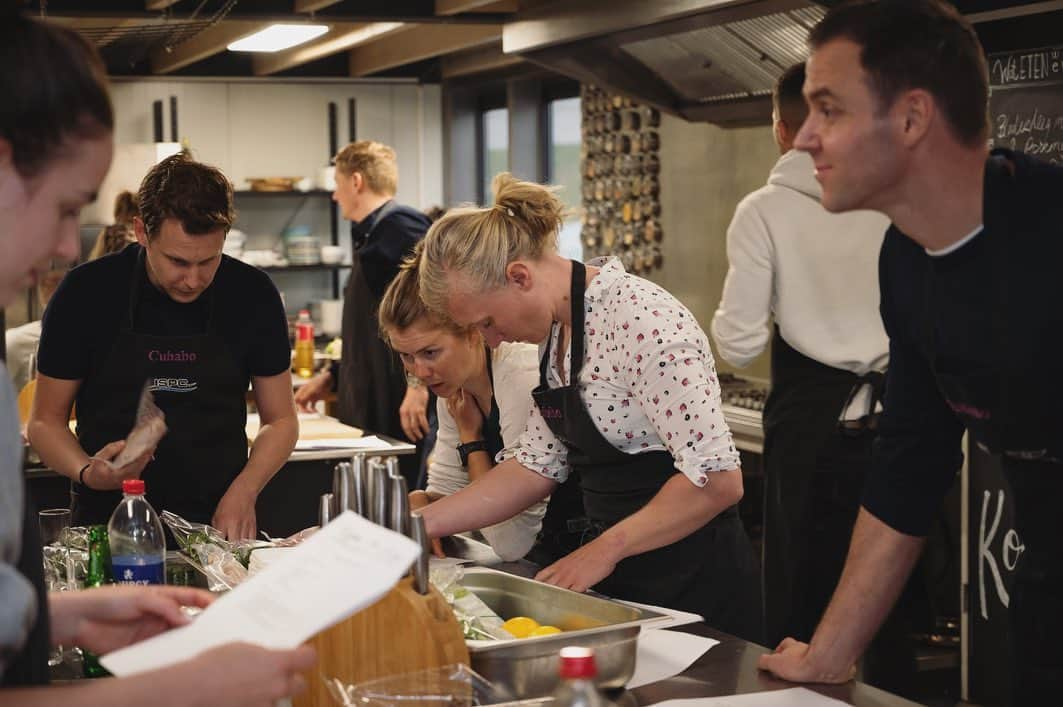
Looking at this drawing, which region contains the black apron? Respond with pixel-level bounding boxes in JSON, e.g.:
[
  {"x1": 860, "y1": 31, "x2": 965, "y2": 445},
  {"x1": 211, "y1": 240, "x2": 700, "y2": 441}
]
[
  {"x1": 2, "y1": 485, "x2": 50, "y2": 687},
  {"x1": 761, "y1": 328, "x2": 878, "y2": 645},
  {"x1": 530, "y1": 261, "x2": 761, "y2": 643},
  {"x1": 72, "y1": 251, "x2": 248, "y2": 535},
  {"x1": 923, "y1": 155, "x2": 1063, "y2": 705},
  {"x1": 338, "y1": 201, "x2": 419, "y2": 488}
]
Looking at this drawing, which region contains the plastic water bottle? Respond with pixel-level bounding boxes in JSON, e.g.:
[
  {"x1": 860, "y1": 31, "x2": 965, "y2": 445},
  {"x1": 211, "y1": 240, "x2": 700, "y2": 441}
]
[
  {"x1": 294, "y1": 308, "x2": 315, "y2": 378},
  {"x1": 108, "y1": 479, "x2": 166, "y2": 585},
  {"x1": 552, "y1": 647, "x2": 615, "y2": 707}
]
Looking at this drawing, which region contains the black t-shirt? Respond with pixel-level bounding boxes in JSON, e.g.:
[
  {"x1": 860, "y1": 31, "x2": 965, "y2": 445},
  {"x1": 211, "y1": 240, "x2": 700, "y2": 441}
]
[
  {"x1": 864, "y1": 150, "x2": 1063, "y2": 537},
  {"x1": 38, "y1": 244, "x2": 290, "y2": 383}
]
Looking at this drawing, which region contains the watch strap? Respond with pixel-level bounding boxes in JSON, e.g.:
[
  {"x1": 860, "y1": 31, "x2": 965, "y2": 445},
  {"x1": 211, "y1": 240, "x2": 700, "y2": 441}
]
[{"x1": 457, "y1": 440, "x2": 488, "y2": 466}]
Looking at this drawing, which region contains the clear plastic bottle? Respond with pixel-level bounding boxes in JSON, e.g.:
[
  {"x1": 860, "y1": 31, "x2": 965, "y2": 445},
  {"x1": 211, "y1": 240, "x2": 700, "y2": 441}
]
[
  {"x1": 552, "y1": 647, "x2": 615, "y2": 707},
  {"x1": 294, "y1": 308, "x2": 315, "y2": 378},
  {"x1": 108, "y1": 479, "x2": 166, "y2": 585}
]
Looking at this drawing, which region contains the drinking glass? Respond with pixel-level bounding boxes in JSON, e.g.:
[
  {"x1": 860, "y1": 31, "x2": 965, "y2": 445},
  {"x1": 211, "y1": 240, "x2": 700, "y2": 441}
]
[{"x1": 39, "y1": 508, "x2": 72, "y2": 666}]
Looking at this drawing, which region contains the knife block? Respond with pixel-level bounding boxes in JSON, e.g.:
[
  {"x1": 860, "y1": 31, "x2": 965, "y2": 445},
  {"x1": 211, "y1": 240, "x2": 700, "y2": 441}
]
[{"x1": 294, "y1": 575, "x2": 469, "y2": 707}]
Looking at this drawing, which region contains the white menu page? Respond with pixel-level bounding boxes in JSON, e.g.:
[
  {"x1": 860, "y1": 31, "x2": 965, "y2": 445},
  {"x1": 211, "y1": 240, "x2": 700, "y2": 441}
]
[{"x1": 101, "y1": 511, "x2": 420, "y2": 676}]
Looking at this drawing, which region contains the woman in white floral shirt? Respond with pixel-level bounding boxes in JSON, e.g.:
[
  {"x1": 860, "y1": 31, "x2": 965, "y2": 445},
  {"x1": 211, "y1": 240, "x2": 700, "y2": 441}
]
[{"x1": 416, "y1": 173, "x2": 761, "y2": 642}]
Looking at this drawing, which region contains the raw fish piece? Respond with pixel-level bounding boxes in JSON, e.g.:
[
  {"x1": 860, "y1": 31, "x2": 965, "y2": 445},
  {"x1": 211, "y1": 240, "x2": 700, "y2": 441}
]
[{"x1": 109, "y1": 383, "x2": 167, "y2": 469}]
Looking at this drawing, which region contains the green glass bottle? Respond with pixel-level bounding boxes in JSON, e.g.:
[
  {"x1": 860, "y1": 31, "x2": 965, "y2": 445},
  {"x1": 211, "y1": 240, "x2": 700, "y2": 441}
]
[{"x1": 82, "y1": 525, "x2": 113, "y2": 679}]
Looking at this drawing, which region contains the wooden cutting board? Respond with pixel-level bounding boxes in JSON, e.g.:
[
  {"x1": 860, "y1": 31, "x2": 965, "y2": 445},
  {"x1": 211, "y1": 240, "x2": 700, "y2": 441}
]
[
  {"x1": 246, "y1": 413, "x2": 362, "y2": 444},
  {"x1": 293, "y1": 576, "x2": 469, "y2": 707}
]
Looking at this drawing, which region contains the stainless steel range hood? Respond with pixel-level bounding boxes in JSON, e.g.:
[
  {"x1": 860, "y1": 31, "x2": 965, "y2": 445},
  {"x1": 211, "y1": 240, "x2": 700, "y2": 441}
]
[
  {"x1": 504, "y1": 0, "x2": 1063, "y2": 127},
  {"x1": 503, "y1": 0, "x2": 826, "y2": 127}
]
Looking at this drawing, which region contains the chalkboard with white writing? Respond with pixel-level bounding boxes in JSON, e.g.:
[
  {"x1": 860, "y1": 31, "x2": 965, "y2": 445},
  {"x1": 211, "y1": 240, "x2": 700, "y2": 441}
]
[{"x1": 989, "y1": 46, "x2": 1063, "y2": 164}]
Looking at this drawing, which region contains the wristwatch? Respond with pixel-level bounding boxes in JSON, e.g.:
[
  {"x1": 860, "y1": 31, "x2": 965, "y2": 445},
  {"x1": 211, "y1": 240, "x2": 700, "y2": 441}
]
[{"x1": 457, "y1": 440, "x2": 488, "y2": 467}]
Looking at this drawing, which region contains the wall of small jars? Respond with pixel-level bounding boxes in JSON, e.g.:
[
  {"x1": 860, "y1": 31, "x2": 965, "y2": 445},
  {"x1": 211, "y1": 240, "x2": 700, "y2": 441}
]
[{"x1": 580, "y1": 85, "x2": 663, "y2": 274}]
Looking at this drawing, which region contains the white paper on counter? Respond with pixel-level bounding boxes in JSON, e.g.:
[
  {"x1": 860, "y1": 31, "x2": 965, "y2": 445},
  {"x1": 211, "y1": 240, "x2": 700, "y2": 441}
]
[
  {"x1": 616, "y1": 599, "x2": 703, "y2": 630},
  {"x1": 626, "y1": 630, "x2": 719, "y2": 689},
  {"x1": 100, "y1": 511, "x2": 420, "y2": 677},
  {"x1": 643, "y1": 688, "x2": 851, "y2": 706},
  {"x1": 294, "y1": 435, "x2": 383, "y2": 450}
]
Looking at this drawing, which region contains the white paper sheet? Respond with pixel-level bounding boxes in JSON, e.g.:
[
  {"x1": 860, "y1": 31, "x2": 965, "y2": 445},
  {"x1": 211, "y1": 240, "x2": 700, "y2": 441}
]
[
  {"x1": 644, "y1": 688, "x2": 851, "y2": 707},
  {"x1": 100, "y1": 511, "x2": 420, "y2": 677},
  {"x1": 616, "y1": 599, "x2": 703, "y2": 630},
  {"x1": 294, "y1": 435, "x2": 383, "y2": 450},
  {"x1": 626, "y1": 630, "x2": 719, "y2": 689}
]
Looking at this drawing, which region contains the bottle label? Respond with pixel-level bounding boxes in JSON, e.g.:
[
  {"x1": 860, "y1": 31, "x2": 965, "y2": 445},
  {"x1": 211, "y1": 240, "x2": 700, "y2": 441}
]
[{"x1": 111, "y1": 557, "x2": 164, "y2": 585}]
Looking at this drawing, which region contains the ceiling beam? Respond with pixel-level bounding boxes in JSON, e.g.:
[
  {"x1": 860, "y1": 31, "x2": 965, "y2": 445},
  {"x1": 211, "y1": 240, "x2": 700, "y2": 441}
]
[
  {"x1": 145, "y1": 0, "x2": 180, "y2": 9},
  {"x1": 295, "y1": 0, "x2": 343, "y2": 11},
  {"x1": 149, "y1": 20, "x2": 266, "y2": 74},
  {"x1": 252, "y1": 22, "x2": 403, "y2": 75},
  {"x1": 440, "y1": 41, "x2": 524, "y2": 78},
  {"x1": 434, "y1": 0, "x2": 517, "y2": 14},
  {"x1": 348, "y1": 22, "x2": 500, "y2": 76},
  {"x1": 41, "y1": 1, "x2": 508, "y2": 23}
]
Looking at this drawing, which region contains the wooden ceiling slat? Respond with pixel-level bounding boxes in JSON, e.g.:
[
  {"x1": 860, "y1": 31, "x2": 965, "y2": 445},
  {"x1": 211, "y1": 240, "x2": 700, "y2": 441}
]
[
  {"x1": 252, "y1": 22, "x2": 399, "y2": 75},
  {"x1": 348, "y1": 23, "x2": 501, "y2": 76},
  {"x1": 150, "y1": 20, "x2": 267, "y2": 74}
]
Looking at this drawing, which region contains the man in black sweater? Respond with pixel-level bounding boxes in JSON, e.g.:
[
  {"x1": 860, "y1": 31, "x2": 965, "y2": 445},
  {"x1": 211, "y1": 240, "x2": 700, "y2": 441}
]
[
  {"x1": 296, "y1": 141, "x2": 431, "y2": 488},
  {"x1": 758, "y1": 2, "x2": 1063, "y2": 703}
]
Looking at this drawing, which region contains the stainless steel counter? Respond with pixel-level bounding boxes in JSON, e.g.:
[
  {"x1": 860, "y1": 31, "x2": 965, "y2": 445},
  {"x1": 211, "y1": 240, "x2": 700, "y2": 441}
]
[{"x1": 442, "y1": 535, "x2": 920, "y2": 707}]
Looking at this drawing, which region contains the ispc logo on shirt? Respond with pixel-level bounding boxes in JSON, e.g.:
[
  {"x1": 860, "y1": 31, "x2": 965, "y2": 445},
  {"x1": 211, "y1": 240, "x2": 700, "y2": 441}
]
[{"x1": 149, "y1": 377, "x2": 198, "y2": 393}]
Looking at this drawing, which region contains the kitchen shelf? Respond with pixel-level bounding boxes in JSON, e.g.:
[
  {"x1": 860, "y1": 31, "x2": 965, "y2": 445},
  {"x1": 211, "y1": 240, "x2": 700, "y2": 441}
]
[
  {"x1": 260, "y1": 264, "x2": 351, "y2": 272},
  {"x1": 233, "y1": 185, "x2": 343, "y2": 300}
]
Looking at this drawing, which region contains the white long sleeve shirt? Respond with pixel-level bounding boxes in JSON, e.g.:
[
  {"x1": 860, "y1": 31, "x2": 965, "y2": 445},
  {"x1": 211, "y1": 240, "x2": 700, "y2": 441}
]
[
  {"x1": 506, "y1": 257, "x2": 739, "y2": 487},
  {"x1": 427, "y1": 342, "x2": 546, "y2": 561},
  {"x1": 711, "y1": 150, "x2": 890, "y2": 375}
]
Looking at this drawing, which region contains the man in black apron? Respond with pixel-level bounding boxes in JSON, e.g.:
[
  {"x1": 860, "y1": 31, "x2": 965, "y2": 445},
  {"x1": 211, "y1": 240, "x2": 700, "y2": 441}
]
[
  {"x1": 30, "y1": 154, "x2": 296, "y2": 541},
  {"x1": 710, "y1": 62, "x2": 891, "y2": 652},
  {"x1": 295, "y1": 140, "x2": 430, "y2": 489},
  {"x1": 758, "y1": 4, "x2": 1063, "y2": 703}
]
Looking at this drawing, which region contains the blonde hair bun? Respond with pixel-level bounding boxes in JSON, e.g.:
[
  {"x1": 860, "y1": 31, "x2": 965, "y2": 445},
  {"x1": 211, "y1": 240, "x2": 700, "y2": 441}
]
[{"x1": 491, "y1": 172, "x2": 565, "y2": 242}]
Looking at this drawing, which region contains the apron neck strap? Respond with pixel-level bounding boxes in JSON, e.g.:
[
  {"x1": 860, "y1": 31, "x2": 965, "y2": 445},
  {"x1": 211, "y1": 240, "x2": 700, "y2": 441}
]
[
  {"x1": 570, "y1": 260, "x2": 587, "y2": 380},
  {"x1": 539, "y1": 260, "x2": 587, "y2": 387}
]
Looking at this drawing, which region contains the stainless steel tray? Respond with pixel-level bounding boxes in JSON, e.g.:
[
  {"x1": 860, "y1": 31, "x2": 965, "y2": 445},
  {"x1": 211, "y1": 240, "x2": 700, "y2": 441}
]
[{"x1": 460, "y1": 567, "x2": 668, "y2": 698}]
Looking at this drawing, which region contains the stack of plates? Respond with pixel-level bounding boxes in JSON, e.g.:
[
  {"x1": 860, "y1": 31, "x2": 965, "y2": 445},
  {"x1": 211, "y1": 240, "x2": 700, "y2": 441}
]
[
  {"x1": 286, "y1": 236, "x2": 321, "y2": 265},
  {"x1": 223, "y1": 229, "x2": 247, "y2": 260}
]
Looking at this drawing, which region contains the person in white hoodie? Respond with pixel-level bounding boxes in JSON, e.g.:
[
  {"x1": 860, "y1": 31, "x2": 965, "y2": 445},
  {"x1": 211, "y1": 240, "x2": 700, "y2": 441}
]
[{"x1": 711, "y1": 63, "x2": 894, "y2": 667}]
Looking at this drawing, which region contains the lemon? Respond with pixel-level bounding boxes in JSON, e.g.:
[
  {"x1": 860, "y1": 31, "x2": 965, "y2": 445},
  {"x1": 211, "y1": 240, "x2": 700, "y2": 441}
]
[
  {"x1": 502, "y1": 616, "x2": 540, "y2": 638},
  {"x1": 529, "y1": 625, "x2": 562, "y2": 637}
]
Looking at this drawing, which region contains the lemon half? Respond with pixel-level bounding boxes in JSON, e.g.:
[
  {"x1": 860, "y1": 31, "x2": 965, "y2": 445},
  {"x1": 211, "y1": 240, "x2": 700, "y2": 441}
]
[{"x1": 502, "y1": 616, "x2": 540, "y2": 638}]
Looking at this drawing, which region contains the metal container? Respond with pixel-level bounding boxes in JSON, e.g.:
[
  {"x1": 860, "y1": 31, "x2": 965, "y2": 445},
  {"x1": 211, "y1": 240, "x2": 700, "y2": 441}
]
[
  {"x1": 389, "y1": 476, "x2": 409, "y2": 536},
  {"x1": 366, "y1": 457, "x2": 388, "y2": 525},
  {"x1": 333, "y1": 461, "x2": 352, "y2": 514},
  {"x1": 351, "y1": 454, "x2": 367, "y2": 517},
  {"x1": 460, "y1": 568, "x2": 667, "y2": 697}
]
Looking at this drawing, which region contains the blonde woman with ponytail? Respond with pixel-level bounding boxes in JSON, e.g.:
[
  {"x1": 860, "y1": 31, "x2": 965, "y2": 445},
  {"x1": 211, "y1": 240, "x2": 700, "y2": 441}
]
[
  {"x1": 378, "y1": 245, "x2": 546, "y2": 561},
  {"x1": 415, "y1": 174, "x2": 762, "y2": 642}
]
